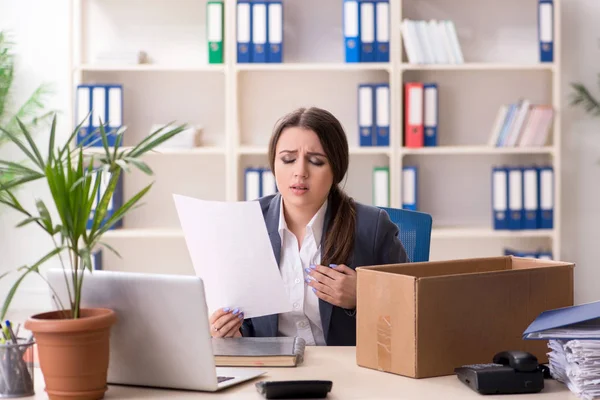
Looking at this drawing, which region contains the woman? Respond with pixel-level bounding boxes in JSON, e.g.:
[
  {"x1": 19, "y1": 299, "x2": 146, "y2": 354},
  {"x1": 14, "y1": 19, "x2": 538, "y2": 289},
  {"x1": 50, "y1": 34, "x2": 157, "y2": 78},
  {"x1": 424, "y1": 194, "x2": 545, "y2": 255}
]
[{"x1": 209, "y1": 107, "x2": 408, "y2": 346}]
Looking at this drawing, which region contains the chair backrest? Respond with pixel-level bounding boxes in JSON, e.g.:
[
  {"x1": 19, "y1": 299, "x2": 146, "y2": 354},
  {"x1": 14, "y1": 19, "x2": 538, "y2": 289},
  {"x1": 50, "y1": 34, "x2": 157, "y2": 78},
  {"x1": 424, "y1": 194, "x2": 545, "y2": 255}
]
[{"x1": 379, "y1": 207, "x2": 433, "y2": 263}]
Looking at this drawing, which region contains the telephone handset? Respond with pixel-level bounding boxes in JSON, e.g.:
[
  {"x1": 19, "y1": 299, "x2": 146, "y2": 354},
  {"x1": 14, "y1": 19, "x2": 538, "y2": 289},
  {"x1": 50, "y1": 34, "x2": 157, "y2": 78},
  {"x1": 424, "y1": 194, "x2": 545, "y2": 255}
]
[{"x1": 455, "y1": 350, "x2": 545, "y2": 395}]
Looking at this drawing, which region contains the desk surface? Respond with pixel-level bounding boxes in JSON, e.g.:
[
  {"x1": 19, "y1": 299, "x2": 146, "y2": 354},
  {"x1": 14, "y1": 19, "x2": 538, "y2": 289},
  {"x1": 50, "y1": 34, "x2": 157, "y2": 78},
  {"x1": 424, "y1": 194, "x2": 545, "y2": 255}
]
[{"x1": 28, "y1": 346, "x2": 577, "y2": 400}]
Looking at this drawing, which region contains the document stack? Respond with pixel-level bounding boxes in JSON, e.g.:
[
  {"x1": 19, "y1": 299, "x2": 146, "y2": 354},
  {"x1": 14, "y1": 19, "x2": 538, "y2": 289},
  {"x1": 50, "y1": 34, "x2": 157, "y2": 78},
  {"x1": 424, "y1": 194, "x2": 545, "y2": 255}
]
[
  {"x1": 401, "y1": 19, "x2": 464, "y2": 64},
  {"x1": 547, "y1": 339, "x2": 600, "y2": 399},
  {"x1": 524, "y1": 301, "x2": 600, "y2": 400}
]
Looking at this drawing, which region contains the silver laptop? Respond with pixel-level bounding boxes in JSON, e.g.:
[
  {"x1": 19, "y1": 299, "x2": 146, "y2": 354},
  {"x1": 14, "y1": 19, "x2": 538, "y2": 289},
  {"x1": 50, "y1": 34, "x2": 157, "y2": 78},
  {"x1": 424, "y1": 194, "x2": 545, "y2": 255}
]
[{"x1": 46, "y1": 268, "x2": 266, "y2": 391}]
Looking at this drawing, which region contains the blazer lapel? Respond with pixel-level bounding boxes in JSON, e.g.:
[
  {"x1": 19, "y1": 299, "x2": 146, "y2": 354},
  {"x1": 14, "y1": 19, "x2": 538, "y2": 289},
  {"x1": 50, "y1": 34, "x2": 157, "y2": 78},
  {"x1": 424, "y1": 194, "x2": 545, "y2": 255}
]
[
  {"x1": 319, "y1": 202, "x2": 334, "y2": 344},
  {"x1": 265, "y1": 194, "x2": 282, "y2": 336}
]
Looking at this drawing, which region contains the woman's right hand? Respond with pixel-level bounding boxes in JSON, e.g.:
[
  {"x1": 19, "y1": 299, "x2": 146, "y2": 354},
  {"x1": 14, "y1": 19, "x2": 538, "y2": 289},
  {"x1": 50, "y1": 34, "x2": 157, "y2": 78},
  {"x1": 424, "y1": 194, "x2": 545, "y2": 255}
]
[{"x1": 209, "y1": 307, "x2": 244, "y2": 338}]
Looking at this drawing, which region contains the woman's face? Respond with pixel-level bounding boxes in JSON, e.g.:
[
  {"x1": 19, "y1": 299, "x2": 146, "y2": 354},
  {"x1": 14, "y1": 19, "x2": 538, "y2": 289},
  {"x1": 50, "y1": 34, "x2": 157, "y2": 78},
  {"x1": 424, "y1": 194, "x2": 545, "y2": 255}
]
[{"x1": 274, "y1": 127, "x2": 334, "y2": 211}]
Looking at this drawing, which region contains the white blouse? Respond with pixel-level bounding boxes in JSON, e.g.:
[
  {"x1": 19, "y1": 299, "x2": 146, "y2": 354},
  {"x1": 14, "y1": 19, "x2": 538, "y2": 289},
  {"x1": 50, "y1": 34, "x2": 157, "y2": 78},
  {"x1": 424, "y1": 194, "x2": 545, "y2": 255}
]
[{"x1": 277, "y1": 197, "x2": 328, "y2": 346}]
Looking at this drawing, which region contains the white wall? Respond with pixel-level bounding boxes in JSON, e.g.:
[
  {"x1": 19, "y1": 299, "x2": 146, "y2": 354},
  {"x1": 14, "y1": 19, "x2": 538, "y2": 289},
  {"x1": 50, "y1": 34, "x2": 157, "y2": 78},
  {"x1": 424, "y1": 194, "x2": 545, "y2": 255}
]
[
  {"x1": 0, "y1": 0, "x2": 71, "y2": 314},
  {"x1": 560, "y1": 0, "x2": 600, "y2": 305},
  {"x1": 0, "y1": 0, "x2": 599, "y2": 315}
]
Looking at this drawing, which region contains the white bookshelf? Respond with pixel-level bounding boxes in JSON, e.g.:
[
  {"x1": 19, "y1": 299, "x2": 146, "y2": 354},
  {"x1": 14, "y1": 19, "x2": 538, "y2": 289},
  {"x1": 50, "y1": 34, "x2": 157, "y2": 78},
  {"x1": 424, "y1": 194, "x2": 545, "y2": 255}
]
[{"x1": 68, "y1": 0, "x2": 561, "y2": 273}]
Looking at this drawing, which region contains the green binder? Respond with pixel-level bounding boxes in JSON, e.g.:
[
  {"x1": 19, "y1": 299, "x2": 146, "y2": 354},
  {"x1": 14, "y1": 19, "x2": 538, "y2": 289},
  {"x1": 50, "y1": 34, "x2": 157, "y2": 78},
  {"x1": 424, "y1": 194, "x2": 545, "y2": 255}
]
[{"x1": 207, "y1": 1, "x2": 224, "y2": 64}]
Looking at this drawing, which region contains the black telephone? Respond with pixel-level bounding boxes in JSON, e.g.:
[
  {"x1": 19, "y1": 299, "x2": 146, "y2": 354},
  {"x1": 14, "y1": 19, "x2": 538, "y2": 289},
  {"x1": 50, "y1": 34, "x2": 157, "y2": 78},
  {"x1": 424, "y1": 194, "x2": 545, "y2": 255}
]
[{"x1": 454, "y1": 350, "x2": 545, "y2": 395}]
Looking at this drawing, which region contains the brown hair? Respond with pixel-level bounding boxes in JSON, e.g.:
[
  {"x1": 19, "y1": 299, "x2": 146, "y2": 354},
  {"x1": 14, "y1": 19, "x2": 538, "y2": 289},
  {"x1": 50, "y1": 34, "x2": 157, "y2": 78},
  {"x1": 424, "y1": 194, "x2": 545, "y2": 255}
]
[{"x1": 268, "y1": 107, "x2": 356, "y2": 266}]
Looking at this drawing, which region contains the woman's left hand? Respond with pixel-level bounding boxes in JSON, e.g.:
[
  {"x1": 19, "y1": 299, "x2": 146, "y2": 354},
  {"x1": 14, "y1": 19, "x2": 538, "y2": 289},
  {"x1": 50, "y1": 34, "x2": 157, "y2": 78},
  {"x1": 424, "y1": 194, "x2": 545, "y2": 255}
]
[{"x1": 305, "y1": 264, "x2": 357, "y2": 310}]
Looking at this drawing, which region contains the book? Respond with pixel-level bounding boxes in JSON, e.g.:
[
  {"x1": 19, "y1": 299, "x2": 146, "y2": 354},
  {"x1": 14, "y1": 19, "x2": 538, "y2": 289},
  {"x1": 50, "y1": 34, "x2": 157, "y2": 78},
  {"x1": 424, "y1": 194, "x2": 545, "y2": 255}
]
[
  {"x1": 212, "y1": 337, "x2": 306, "y2": 367},
  {"x1": 523, "y1": 300, "x2": 600, "y2": 340}
]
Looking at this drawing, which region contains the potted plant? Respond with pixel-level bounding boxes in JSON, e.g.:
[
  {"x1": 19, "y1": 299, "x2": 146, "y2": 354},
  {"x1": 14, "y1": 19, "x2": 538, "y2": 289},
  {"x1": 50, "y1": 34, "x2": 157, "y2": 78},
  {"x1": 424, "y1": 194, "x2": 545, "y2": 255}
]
[
  {"x1": 0, "y1": 116, "x2": 184, "y2": 399},
  {"x1": 570, "y1": 77, "x2": 600, "y2": 117}
]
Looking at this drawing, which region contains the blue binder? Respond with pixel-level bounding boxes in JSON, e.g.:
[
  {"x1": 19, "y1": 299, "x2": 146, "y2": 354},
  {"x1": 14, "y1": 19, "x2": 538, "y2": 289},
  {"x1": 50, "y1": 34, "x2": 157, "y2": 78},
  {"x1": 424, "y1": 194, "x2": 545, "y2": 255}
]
[
  {"x1": 507, "y1": 166, "x2": 524, "y2": 230},
  {"x1": 251, "y1": 2, "x2": 267, "y2": 63},
  {"x1": 523, "y1": 301, "x2": 600, "y2": 340},
  {"x1": 491, "y1": 166, "x2": 508, "y2": 230},
  {"x1": 244, "y1": 167, "x2": 262, "y2": 200},
  {"x1": 522, "y1": 166, "x2": 539, "y2": 229},
  {"x1": 267, "y1": 1, "x2": 283, "y2": 63},
  {"x1": 374, "y1": 83, "x2": 390, "y2": 146},
  {"x1": 237, "y1": 0, "x2": 252, "y2": 63},
  {"x1": 538, "y1": 166, "x2": 554, "y2": 229},
  {"x1": 343, "y1": 0, "x2": 360, "y2": 63},
  {"x1": 402, "y1": 166, "x2": 417, "y2": 211},
  {"x1": 359, "y1": 0, "x2": 375, "y2": 62},
  {"x1": 374, "y1": 0, "x2": 389, "y2": 62},
  {"x1": 536, "y1": 250, "x2": 553, "y2": 260},
  {"x1": 423, "y1": 83, "x2": 438, "y2": 147},
  {"x1": 92, "y1": 249, "x2": 103, "y2": 270},
  {"x1": 358, "y1": 84, "x2": 375, "y2": 146},
  {"x1": 86, "y1": 169, "x2": 124, "y2": 230},
  {"x1": 105, "y1": 84, "x2": 123, "y2": 147},
  {"x1": 75, "y1": 85, "x2": 93, "y2": 146},
  {"x1": 538, "y1": 0, "x2": 554, "y2": 63}
]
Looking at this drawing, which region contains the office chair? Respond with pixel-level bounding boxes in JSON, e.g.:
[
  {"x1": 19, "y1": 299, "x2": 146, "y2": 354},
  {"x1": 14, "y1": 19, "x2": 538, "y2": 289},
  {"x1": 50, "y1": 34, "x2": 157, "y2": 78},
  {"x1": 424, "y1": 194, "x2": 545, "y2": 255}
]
[{"x1": 379, "y1": 207, "x2": 433, "y2": 262}]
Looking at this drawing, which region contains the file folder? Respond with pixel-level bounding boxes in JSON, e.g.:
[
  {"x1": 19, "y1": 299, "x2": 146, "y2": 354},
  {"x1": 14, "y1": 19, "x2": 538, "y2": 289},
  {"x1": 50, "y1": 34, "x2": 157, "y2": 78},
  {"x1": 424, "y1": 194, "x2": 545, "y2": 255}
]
[
  {"x1": 343, "y1": 0, "x2": 360, "y2": 63},
  {"x1": 358, "y1": 84, "x2": 375, "y2": 146},
  {"x1": 237, "y1": 0, "x2": 252, "y2": 63},
  {"x1": 261, "y1": 168, "x2": 277, "y2": 196},
  {"x1": 423, "y1": 83, "x2": 438, "y2": 147},
  {"x1": 207, "y1": 1, "x2": 224, "y2": 64},
  {"x1": 92, "y1": 86, "x2": 106, "y2": 129},
  {"x1": 523, "y1": 301, "x2": 600, "y2": 340},
  {"x1": 374, "y1": 0, "x2": 389, "y2": 62},
  {"x1": 106, "y1": 85, "x2": 123, "y2": 147},
  {"x1": 245, "y1": 167, "x2": 262, "y2": 200},
  {"x1": 92, "y1": 249, "x2": 103, "y2": 270},
  {"x1": 491, "y1": 167, "x2": 508, "y2": 230},
  {"x1": 402, "y1": 166, "x2": 417, "y2": 211},
  {"x1": 251, "y1": 2, "x2": 267, "y2": 63},
  {"x1": 404, "y1": 82, "x2": 424, "y2": 148},
  {"x1": 538, "y1": 0, "x2": 554, "y2": 63},
  {"x1": 374, "y1": 83, "x2": 390, "y2": 147},
  {"x1": 523, "y1": 166, "x2": 539, "y2": 229},
  {"x1": 508, "y1": 167, "x2": 524, "y2": 230},
  {"x1": 372, "y1": 166, "x2": 389, "y2": 207},
  {"x1": 267, "y1": 2, "x2": 283, "y2": 63},
  {"x1": 359, "y1": 1, "x2": 375, "y2": 62},
  {"x1": 538, "y1": 166, "x2": 554, "y2": 229},
  {"x1": 75, "y1": 85, "x2": 92, "y2": 146}
]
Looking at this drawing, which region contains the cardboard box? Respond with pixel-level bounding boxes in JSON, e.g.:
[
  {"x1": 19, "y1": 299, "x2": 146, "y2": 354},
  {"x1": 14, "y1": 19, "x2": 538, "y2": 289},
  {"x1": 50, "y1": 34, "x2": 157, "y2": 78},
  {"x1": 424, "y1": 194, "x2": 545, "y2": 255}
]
[{"x1": 355, "y1": 256, "x2": 574, "y2": 378}]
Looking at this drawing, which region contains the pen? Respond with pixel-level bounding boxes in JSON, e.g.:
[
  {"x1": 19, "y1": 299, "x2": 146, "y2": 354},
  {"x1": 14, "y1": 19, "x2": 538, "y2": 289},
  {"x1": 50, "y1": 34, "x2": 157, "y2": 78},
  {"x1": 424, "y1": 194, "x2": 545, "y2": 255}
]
[{"x1": 5, "y1": 321, "x2": 17, "y2": 344}]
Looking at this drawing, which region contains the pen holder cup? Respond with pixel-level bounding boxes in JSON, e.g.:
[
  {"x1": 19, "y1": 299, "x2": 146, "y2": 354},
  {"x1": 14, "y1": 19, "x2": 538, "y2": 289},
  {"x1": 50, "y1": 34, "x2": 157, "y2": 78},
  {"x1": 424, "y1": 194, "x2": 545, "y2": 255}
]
[{"x1": 0, "y1": 339, "x2": 35, "y2": 398}]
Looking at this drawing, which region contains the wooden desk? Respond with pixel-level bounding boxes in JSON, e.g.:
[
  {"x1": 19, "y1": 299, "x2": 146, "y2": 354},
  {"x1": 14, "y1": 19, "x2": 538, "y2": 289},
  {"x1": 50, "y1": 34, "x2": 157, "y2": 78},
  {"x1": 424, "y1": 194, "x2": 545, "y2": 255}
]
[{"x1": 28, "y1": 347, "x2": 577, "y2": 399}]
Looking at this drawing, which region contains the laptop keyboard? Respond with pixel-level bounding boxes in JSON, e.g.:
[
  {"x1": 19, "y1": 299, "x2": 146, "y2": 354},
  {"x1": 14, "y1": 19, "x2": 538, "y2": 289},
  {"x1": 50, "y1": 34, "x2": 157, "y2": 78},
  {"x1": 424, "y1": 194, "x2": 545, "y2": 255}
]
[{"x1": 218, "y1": 376, "x2": 235, "y2": 383}]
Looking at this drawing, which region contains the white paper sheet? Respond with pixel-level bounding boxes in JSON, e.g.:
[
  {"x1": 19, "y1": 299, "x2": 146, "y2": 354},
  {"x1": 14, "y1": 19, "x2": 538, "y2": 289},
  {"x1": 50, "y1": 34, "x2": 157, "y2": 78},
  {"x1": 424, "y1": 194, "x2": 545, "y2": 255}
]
[{"x1": 173, "y1": 194, "x2": 292, "y2": 319}]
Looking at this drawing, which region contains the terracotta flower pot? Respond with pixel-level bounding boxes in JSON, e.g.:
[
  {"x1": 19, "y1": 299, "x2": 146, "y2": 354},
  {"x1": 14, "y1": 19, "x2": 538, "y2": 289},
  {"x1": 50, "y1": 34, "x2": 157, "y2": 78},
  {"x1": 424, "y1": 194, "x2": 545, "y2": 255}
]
[{"x1": 24, "y1": 308, "x2": 116, "y2": 400}]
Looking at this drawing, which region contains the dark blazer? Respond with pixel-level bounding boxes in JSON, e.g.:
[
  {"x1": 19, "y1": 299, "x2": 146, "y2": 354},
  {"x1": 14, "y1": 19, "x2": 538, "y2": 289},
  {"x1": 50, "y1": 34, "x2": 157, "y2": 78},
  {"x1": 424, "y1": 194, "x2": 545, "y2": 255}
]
[{"x1": 241, "y1": 193, "x2": 408, "y2": 346}]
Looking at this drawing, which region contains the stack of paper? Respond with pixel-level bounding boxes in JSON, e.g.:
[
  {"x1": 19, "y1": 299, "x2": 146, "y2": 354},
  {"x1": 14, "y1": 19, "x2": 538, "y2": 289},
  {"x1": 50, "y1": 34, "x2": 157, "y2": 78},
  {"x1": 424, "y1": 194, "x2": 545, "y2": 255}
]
[
  {"x1": 547, "y1": 339, "x2": 600, "y2": 400},
  {"x1": 523, "y1": 300, "x2": 600, "y2": 399}
]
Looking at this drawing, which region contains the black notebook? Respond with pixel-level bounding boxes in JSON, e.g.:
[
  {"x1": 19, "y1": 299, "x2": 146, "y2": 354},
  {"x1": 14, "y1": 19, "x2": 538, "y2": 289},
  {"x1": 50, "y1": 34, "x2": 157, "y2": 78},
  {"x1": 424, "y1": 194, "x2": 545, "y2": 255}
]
[{"x1": 212, "y1": 337, "x2": 306, "y2": 367}]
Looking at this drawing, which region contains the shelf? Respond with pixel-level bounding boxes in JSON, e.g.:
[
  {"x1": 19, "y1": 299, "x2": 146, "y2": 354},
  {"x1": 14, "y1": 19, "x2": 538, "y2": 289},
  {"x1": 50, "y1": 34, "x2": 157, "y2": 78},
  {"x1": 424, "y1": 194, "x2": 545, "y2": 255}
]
[
  {"x1": 401, "y1": 63, "x2": 555, "y2": 71},
  {"x1": 402, "y1": 146, "x2": 555, "y2": 156},
  {"x1": 235, "y1": 63, "x2": 391, "y2": 72},
  {"x1": 238, "y1": 146, "x2": 392, "y2": 156},
  {"x1": 101, "y1": 229, "x2": 184, "y2": 239},
  {"x1": 431, "y1": 227, "x2": 555, "y2": 239},
  {"x1": 83, "y1": 146, "x2": 226, "y2": 156},
  {"x1": 76, "y1": 64, "x2": 226, "y2": 73}
]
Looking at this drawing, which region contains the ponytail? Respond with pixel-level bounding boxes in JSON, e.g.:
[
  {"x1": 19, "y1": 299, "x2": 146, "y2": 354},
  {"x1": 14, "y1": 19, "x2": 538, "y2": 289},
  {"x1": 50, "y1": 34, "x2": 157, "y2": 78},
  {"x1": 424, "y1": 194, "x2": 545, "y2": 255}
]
[{"x1": 322, "y1": 185, "x2": 356, "y2": 266}]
